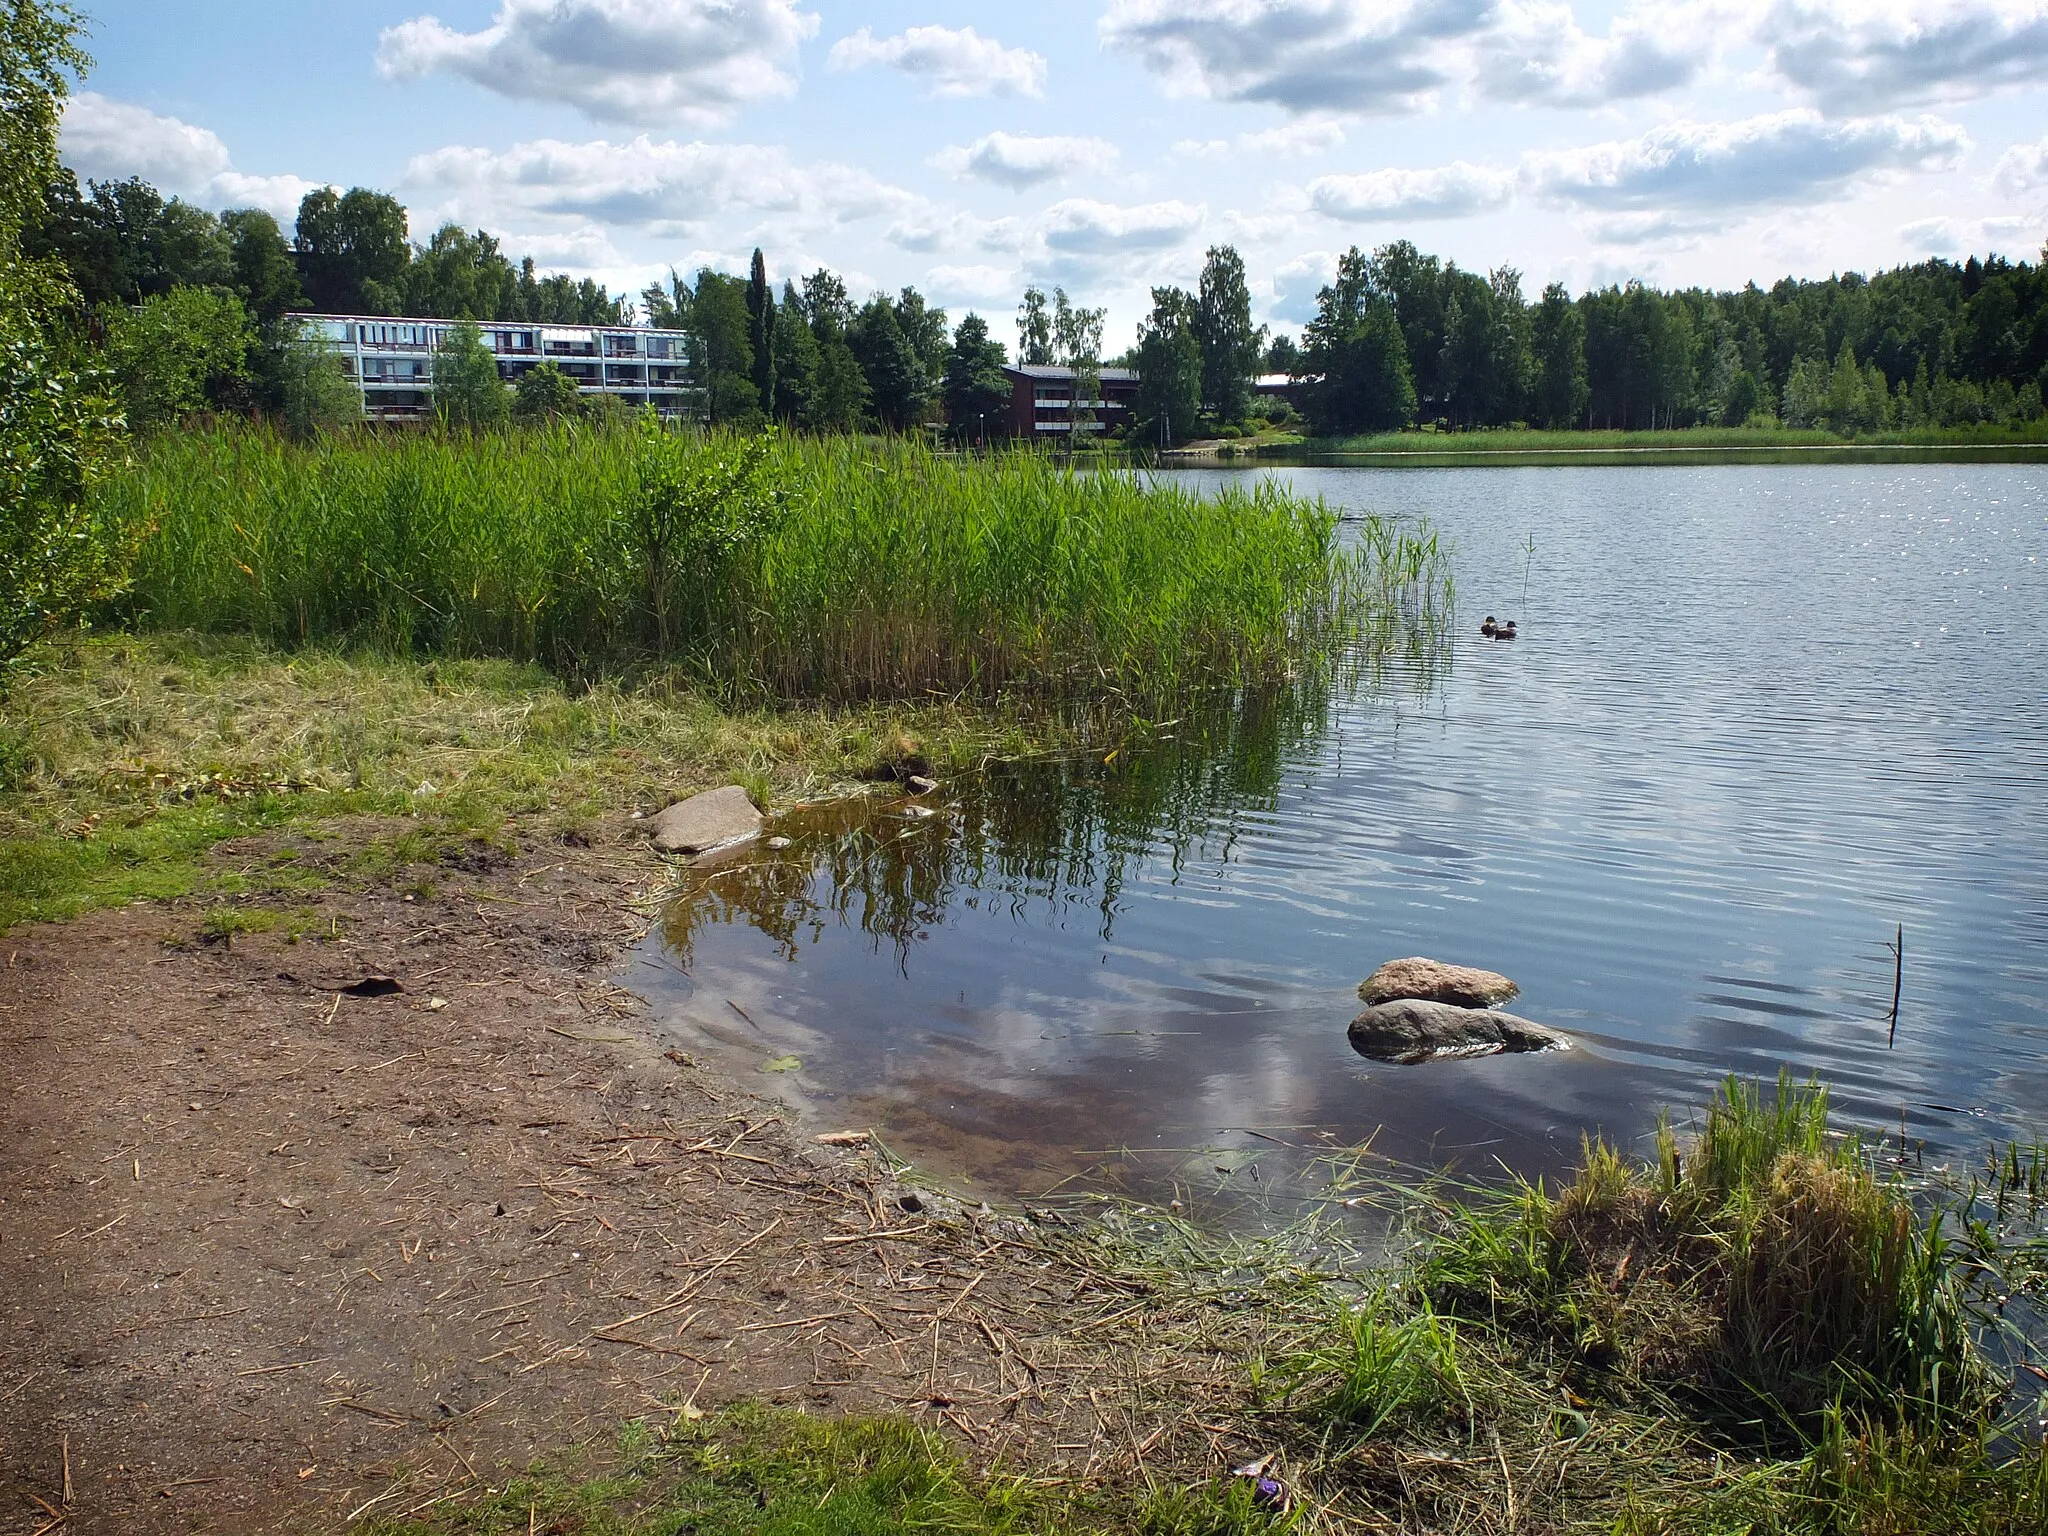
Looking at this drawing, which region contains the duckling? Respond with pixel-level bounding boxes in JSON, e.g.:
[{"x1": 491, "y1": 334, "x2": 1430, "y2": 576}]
[{"x1": 1480, "y1": 615, "x2": 1498, "y2": 638}]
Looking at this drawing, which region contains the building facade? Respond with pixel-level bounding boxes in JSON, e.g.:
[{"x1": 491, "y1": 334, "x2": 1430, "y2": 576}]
[
  {"x1": 999, "y1": 364, "x2": 1140, "y2": 440},
  {"x1": 292, "y1": 313, "x2": 698, "y2": 422}
]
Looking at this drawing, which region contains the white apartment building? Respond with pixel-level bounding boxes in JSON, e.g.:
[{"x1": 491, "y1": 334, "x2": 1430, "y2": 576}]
[{"x1": 292, "y1": 313, "x2": 699, "y2": 421}]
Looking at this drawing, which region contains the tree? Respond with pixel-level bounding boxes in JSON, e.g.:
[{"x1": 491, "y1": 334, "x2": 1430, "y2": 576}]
[
  {"x1": 1134, "y1": 286, "x2": 1202, "y2": 447},
  {"x1": 0, "y1": 0, "x2": 130, "y2": 671},
  {"x1": 684, "y1": 269, "x2": 759, "y2": 426},
  {"x1": 1016, "y1": 285, "x2": 1052, "y2": 365},
  {"x1": 1052, "y1": 288, "x2": 1105, "y2": 441},
  {"x1": 849, "y1": 294, "x2": 928, "y2": 430},
  {"x1": 1300, "y1": 247, "x2": 1415, "y2": 436},
  {"x1": 29, "y1": 174, "x2": 232, "y2": 307},
  {"x1": 274, "y1": 317, "x2": 361, "y2": 439},
  {"x1": 221, "y1": 208, "x2": 303, "y2": 323},
  {"x1": 100, "y1": 285, "x2": 254, "y2": 431},
  {"x1": 806, "y1": 320, "x2": 868, "y2": 434},
  {"x1": 1194, "y1": 245, "x2": 1262, "y2": 423},
  {"x1": 745, "y1": 248, "x2": 775, "y2": 419},
  {"x1": 404, "y1": 224, "x2": 517, "y2": 319},
  {"x1": 430, "y1": 318, "x2": 508, "y2": 428},
  {"x1": 941, "y1": 312, "x2": 1009, "y2": 442},
  {"x1": 1265, "y1": 334, "x2": 1301, "y2": 374},
  {"x1": 770, "y1": 282, "x2": 819, "y2": 427},
  {"x1": 513, "y1": 359, "x2": 582, "y2": 424},
  {"x1": 1529, "y1": 281, "x2": 1588, "y2": 428},
  {"x1": 293, "y1": 187, "x2": 409, "y2": 314}
]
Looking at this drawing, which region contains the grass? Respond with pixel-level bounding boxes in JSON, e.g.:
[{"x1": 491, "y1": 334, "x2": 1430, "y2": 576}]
[
  {"x1": 0, "y1": 630, "x2": 1077, "y2": 932},
  {"x1": 98, "y1": 423, "x2": 1441, "y2": 707},
  {"x1": 361, "y1": 1405, "x2": 1284, "y2": 1536},
  {"x1": 352, "y1": 1074, "x2": 2048, "y2": 1535},
  {"x1": 1300, "y1": 422, "x2": 2048, "y2": 456}
]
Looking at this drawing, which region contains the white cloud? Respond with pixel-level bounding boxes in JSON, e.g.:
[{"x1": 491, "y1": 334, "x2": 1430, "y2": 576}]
[
  {"x1": 1525, "y1": 110, "x2": 1968, "y2": 212},
  {"x1": 1757, "y1": 0, "x2": 2048, "y2": 113},
  {"x1": 376, "y1": 0, "x2": 819, "y2": 127},
  {"x1": 1098, "y1": 0, "x2": 1713, "y2": 116},
  {"x1": 1172, "y1": 138, "x2": 1233, "y2": 159},
  {"x1": 59, "y1": 92, "x2": 313, "y2": 219},
  {"x1": 1898, "y1": 211, "x2": 2044, "y2": 255},
  {"x1": 1240, "y1": 119, "x2": 1348, "y2": 156},
  {"x1": 402, "y1": 136, "x2": 916, "y2": 246},
  {"x1": 933, "y1": 132, "x2": 1119, "y2": 189},
  {"x1": 923, "y1": 264, "x2": 1018, "y2": 303},
  {"x1": 1475, "y1": 0, "x2": 1715, "y2": 107},
  {"x1": 1309, "y1": 161, "x2": 1514, "y2": 221},
  {"x1": 1992, "y1": 134, "x2": 2048, "y2": 195},
  {"x1": 1040, "y1": 198, "x2": 1205, "y2": 253},
  {"x1": 827, "y1": 25, "x2": 1045, "y2": 98}
]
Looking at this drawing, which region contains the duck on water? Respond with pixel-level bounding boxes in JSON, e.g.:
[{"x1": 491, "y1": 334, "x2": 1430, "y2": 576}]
[{"x1": 1480, "y1": 616, "x2": 1518, "y2": 640}]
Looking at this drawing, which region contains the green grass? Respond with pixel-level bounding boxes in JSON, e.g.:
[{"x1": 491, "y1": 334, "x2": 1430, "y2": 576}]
[
  {"x1": 99, "y1": 423, "x2": 1443, "y2": 707},
  {"x1": 0, "y1": 630, "x2": 1084, "y2": 933},
  {"x1": 1303, "y1": 422, "x2": 2048, "y2": 455},
  {"x1": 362, "y1": 1405, "x2": 1283, "y2": 1536}
]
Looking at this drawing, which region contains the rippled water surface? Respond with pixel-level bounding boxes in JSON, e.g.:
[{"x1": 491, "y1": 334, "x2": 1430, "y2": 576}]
[{"x1": 627, "y1": 465, "x2": 2048, "y2": 1216}]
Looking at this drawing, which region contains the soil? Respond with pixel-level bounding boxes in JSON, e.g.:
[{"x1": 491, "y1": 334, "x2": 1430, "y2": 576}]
[{"x1": 0, "y1": 819, "x2": 1188, "y2": 1534}]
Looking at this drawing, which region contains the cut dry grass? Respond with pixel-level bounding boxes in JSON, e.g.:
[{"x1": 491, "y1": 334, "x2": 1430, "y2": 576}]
[{"x1": 0, "y1": 629, "x2": 1073, "y2": 931}]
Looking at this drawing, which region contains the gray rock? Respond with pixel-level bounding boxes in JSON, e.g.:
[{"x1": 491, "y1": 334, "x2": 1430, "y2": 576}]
[
  {"x1": 1348, "y1": 999, "x2": 1570, "y2": 1065},
  {"x1": 1358, "y1": 956, "x2": 1520, "y2": 1008},
  {"x1": 646, "y1": 786, "x2": 763, "y2": 855}
]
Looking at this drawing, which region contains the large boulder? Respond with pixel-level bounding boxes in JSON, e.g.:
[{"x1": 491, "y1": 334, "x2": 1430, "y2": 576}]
[
  {"x1": 1348, "y1": 999, "x2": 1570, "y2": 1065},
  {"x1": 646, "y1": 786, "x2": 763, "y2": 855},
  {"x1": 1358, "y1": 956, "x2": 1519, "y2": 1009}
]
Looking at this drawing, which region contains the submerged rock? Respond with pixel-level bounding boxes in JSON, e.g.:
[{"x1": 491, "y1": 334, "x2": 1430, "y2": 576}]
[
  {"x1": 1358, "y1": 956, "x2": 1520, "y2": 1009},
  {"x1": 646, "y1": 786, "x2": 763, "y2": 855},
  {"x1": 1348, "y1": 999, "x2": 1570, "y2": 1064}
]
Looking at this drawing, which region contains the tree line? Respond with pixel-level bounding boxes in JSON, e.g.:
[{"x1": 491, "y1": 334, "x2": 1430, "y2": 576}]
[
  {"x1": 20, "y1": 153, "x2": 2048, "y2": 444},
  {"x1": 1288, "y1": 239, "x2": 2048, "y2": 438}
]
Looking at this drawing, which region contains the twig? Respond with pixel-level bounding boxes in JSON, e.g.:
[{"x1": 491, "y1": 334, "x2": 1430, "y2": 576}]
[{"x1": 1887, "y1": 923, "x2": 1904, "y2": 1049}]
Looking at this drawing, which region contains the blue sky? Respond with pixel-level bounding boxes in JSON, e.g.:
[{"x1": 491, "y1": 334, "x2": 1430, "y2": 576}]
[{"x1": 58, "y1": 1, "x2": 2048, "y2": 348}]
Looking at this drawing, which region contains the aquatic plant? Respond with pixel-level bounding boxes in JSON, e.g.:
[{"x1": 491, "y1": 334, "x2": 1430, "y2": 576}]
[{"x1": 98, "y1": 422, "x2": 1448, "y2": 708}]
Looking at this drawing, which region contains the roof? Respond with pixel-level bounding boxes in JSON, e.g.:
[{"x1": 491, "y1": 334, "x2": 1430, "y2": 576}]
[
  {"x1": 284, "y1": 311, "x2": 690, "y2": 340},
  {"x1": 1004, "y1": 364, "x2": 1139, "y2": 382}
]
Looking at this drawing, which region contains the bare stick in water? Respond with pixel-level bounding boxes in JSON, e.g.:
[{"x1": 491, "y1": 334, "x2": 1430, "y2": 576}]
[{"x1": 1886, "y1": 924, "x2": 1904, "y2": 1049}]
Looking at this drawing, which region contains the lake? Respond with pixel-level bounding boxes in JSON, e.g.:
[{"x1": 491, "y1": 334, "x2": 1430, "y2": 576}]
[{"x1": 624, "y1": 464, "x2": 2048, "y2": 1221}]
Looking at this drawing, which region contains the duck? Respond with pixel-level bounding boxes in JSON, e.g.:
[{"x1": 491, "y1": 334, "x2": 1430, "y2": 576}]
[
  {"x1": 1480, "y1": 616, "x2": 1499, "y2": 638},
  {"x1": 1496, "y1": 620, "x2": 1518, "y2": 641}
]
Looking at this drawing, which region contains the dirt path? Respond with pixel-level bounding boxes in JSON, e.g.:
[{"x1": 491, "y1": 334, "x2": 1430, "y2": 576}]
[{"x1": 0, "y1": 825, "x2": 1187, "y2": 1534}]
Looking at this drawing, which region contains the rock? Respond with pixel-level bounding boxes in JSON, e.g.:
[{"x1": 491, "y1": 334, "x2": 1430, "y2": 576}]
[
  {"x1": 1358, "y1": 956, "x2": 1519, "y2": 1009},
  {"x1": 765, "y1": 836, "x2": 793, "y2": 850},
  {"x1": 646, "y1": 786, "x2": 763, "y2": 855},
  {"x1": 1348, "y1": 999, "x2": 1570, "y2": 1065},
  {"x1": 905, "y1": 775, "x2": 939, "y2": 795}
]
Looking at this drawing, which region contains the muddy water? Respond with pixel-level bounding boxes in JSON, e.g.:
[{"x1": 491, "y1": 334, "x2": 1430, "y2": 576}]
[{"x1": 625, "y1": 464, "x2": 2048, "y2": 1222}]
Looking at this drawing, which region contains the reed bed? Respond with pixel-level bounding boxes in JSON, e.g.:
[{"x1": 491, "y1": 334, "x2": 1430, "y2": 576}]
[{"x1": 102, "y1": 423, "x2": 1443, "y2": 706}]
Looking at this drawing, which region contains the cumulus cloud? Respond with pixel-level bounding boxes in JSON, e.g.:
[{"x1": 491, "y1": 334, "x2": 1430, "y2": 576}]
[
  {"x1": 1309, "y1": 161, "x2": 1514, "y2": 221},
  {"x1": 1240, "y1": 119, "x2": 1348, "y2": 156},
  {"x1": 1099, "y1": 0, "x2": 1713, "y2": 116},
  {"x1": 60, "y1": 92, "x2": 313, "y2": 219},
  {"x1": 402, "y1": 136, "x2": 915, "y2": 244},
  {"x1": 1757, "y1": 0, "x2": 2048, "y2": 113},
  {"x1": 1041, "y1": 198, "x2": 1205, "y2": 254},
  {"x1": 922, "y1": 264, "x2": 1018, "y2": 302},
  {"x1": 1524, "y1": 110, "x2": 1968, "y2": 212},
  {"x1": 932, "y1": 132, "x2": 1118, "y2": 189},
  {"x1": 1899, "y1": 211, "x2": 2044, "y2": 255},
  {"x1": 827, "y1": 25, "x2": 1045, "y2": 98},
  {"x1": 1992, "y1": 134, "x2": 2048, "y2": 195},
  {"x1": 377, "y1": 0, "x2": 818, "y2": 127}
]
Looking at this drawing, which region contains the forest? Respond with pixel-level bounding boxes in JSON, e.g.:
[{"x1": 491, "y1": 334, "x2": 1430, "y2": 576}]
[{"x1": 24, "y1": 163, "x2": 2048, "y2": 443}]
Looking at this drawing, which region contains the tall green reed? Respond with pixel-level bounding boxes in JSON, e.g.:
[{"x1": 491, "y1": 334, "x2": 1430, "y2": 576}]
[{"x1": 103, "y1": 422, "x2": 1449, "y2": 707}]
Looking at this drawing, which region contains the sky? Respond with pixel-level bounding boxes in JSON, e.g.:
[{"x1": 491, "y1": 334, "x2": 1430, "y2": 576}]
[{"x1": 55, "y1": 1, "x2": 2048, "y2": 349}]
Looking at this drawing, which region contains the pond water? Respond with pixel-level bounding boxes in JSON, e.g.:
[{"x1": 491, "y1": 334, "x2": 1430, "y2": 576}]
[{"x1": 624, "y1": 465, "x2": 2048, "y2": 1221}]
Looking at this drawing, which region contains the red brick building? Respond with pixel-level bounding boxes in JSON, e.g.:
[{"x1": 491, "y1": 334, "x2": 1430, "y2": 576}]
[{"x1": 998, "y1": 364, "x2": 1141, "y2": 440}]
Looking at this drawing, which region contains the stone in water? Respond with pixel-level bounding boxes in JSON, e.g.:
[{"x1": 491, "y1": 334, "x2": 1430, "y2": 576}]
[
  {"x1": 1358, "y1": 956, "x2": 1520, "y2": 1008},
  {"x1": 1349, "y1": 999, "x2": 1569, "y2": 1065},
  {"x1": 647, "y1": 786, "x2": 763, "y2": 855}
]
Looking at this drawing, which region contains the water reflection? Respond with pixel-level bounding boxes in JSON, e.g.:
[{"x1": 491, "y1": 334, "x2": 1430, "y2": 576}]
[{"x1": 629, "y1": 464, "x2": 2048, "y2": 1225}]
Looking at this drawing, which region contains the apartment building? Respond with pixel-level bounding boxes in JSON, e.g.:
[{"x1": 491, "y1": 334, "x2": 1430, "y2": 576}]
[
  {"x1": 292, "y1": 313, "x2": 698, "y2": 421},
  {"x1": 998, "y1": 364, "x2": 1141, "y2": 440}
]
